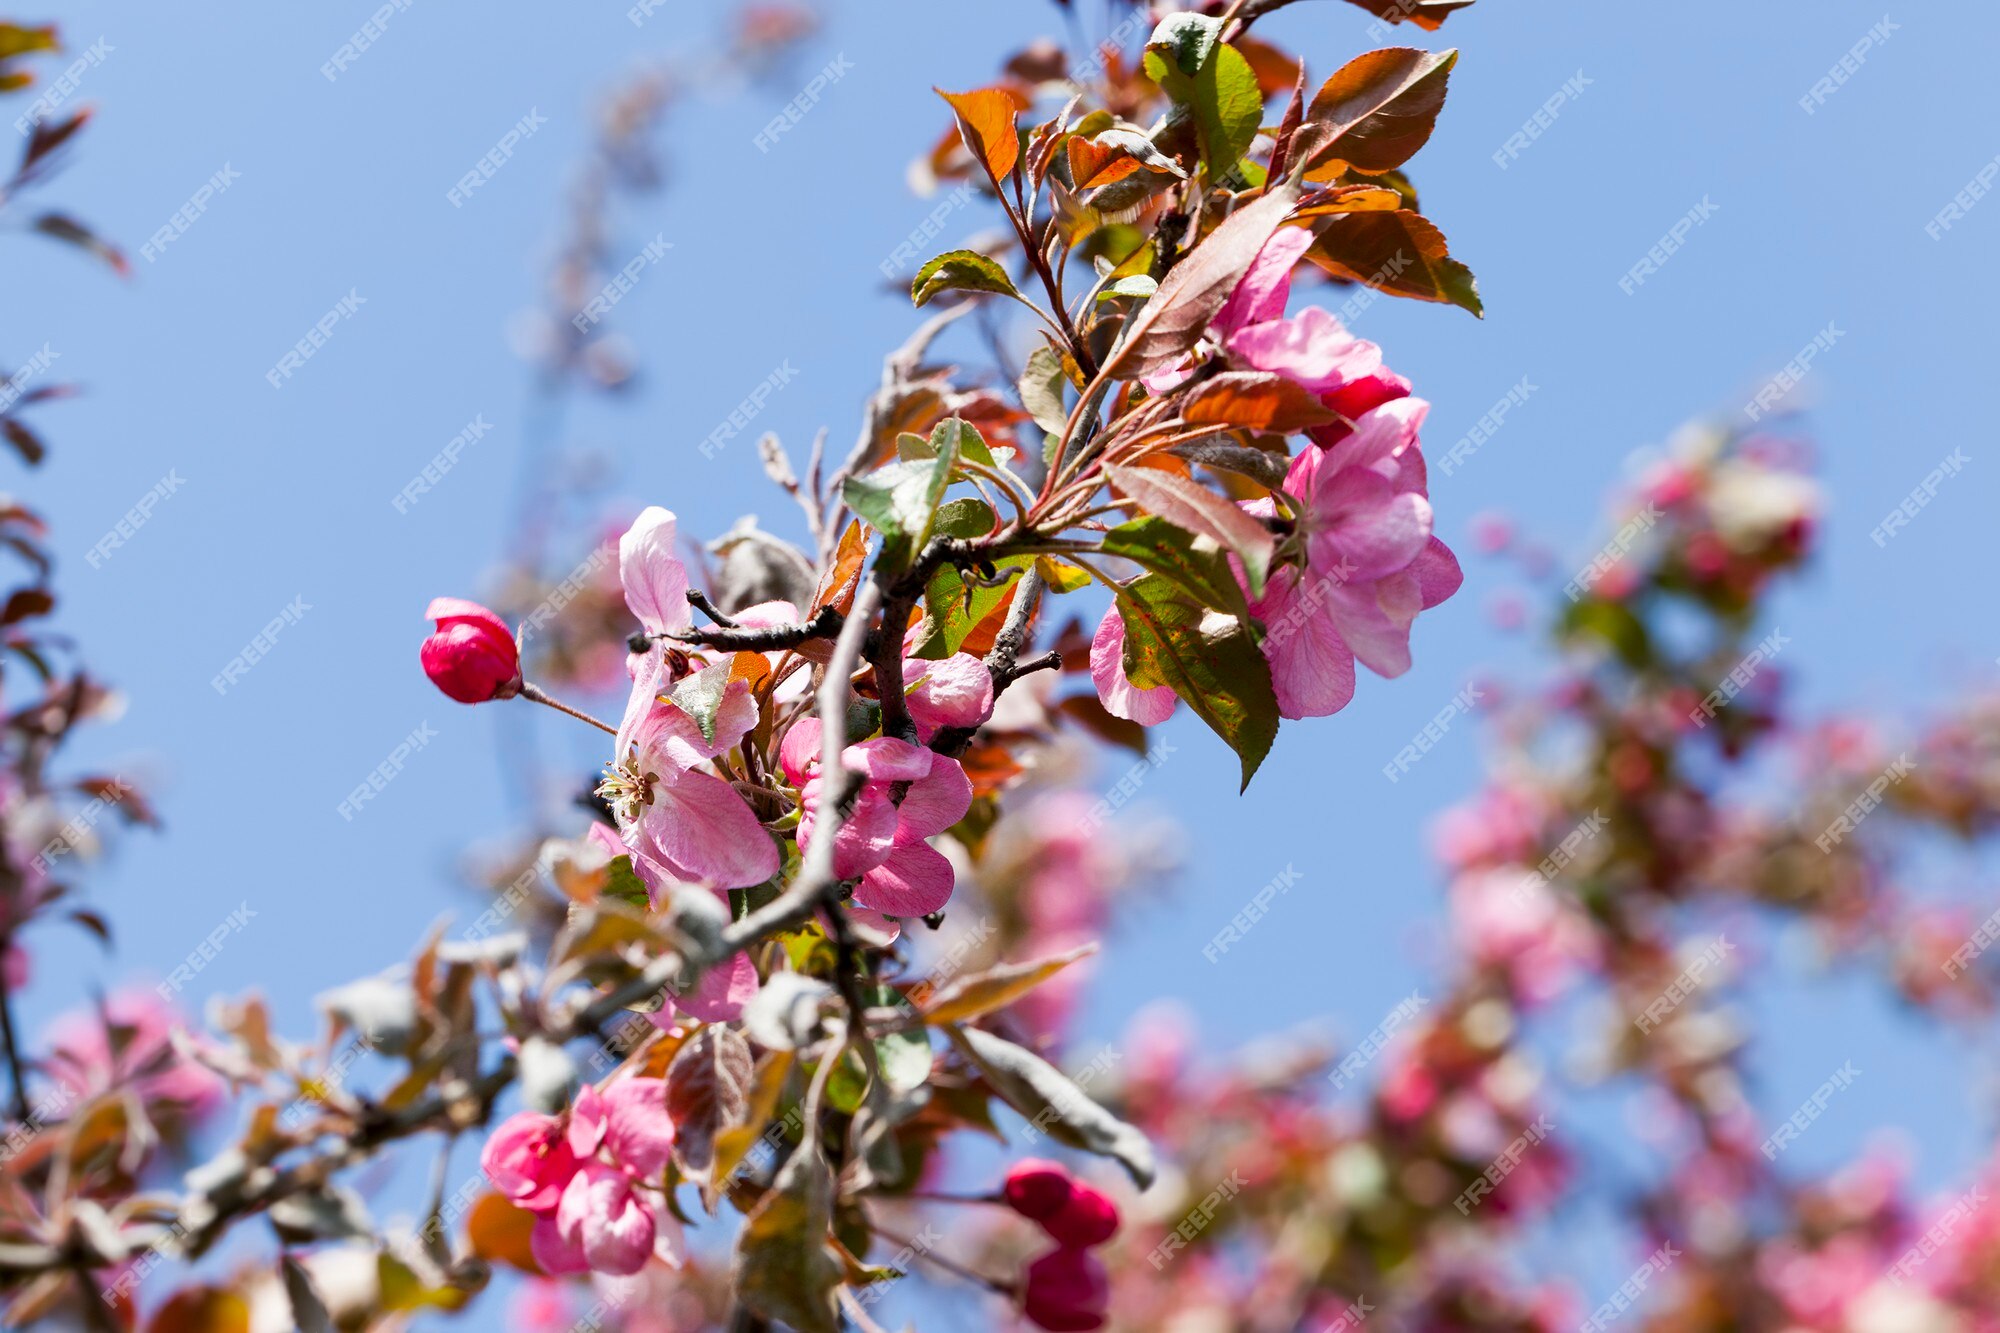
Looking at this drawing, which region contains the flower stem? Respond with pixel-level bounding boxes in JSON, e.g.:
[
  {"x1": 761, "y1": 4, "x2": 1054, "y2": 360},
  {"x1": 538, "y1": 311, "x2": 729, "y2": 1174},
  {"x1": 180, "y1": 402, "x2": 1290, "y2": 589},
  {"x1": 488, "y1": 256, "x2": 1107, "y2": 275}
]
[{"x1": 518, "y1": 682, "x2": 617, "y2": 736}]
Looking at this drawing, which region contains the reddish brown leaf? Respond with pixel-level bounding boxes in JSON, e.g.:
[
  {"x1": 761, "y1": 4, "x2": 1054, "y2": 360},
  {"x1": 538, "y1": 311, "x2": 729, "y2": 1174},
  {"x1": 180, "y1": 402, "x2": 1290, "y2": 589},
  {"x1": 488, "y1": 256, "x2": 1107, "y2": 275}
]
[
  {"x1": 1306, "y1": 208, "x2": 1482, "y2": 316},
  {"x1": 1101, "y1": 179, "x2": 1301, "y2": 380},
  {"x1": 1334, "y1": 0, "x2": 1475, "y2": 30},
  {"x1": 1181, "y1": 372, "x2": 1339, "y2": 433},
  {"x1": 1302, "y1": 47, "x2": 1457, "y2": 177}
]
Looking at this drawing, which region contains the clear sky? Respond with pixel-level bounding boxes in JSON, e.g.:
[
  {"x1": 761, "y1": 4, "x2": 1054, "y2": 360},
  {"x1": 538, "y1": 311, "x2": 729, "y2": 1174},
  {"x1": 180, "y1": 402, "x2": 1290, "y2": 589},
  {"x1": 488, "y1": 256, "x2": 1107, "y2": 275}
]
[{"x1": 10, "y1": 0, "x2": 2000, "y2": 1304}]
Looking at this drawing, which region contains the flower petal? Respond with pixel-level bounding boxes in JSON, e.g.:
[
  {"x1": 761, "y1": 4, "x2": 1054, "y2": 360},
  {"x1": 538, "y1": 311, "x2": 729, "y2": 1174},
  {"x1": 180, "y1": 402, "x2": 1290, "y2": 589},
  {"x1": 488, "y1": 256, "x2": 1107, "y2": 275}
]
[
  {"x1": 618, "y1": 506, "x2": 691, "y2": 637},
  {"x1": 642, "y1": 768, "x2": 780, "y2": 889},
  {"x1": 602, "y1": 1077, "x2": 676, "y2": 1180},
  {"x1": 1089, "y1": 605, "x2": 1177, "y2": 726},
  {"x1": 852, "y1": 838, "x2": 956, "y2": 917}
]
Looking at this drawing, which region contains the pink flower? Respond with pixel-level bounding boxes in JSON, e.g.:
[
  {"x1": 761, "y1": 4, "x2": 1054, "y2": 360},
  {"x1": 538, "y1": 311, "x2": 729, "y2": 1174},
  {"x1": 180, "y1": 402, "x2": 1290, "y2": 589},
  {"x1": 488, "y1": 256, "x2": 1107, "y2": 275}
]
[
  {"x1": 600, "y1": 654, "x2": 780, "y2": 894},
  {"x1": 602, "y1": 507, "x2": 779, "y2": 895},
  {"x1": 786, "y1": 723, "x2": 972, "y2": 917},
  {"x1": 1264, "y1": 400, "x2": 1462, "y2": 687},
  {"x1": 1088, "y1": 604, "x2": 1177, "y2": 726},
  {"x1": 481, "y1": 1111, "x2": 580, "y2": 1214},
  {"x1": 1226, "y1": 305, "x2": 1385, "y2": 396},
  {"x1": 484, "y1": 1079, "x2": 686, "y2": 1280},
  {"x1": 44, "y1": 989, "x2": 224, "y2": 1116},
  {"x1": 1022, "y1": 1246, "x2": 1111, "y2": 1332},
  {"x1": 420, "y1": 598, "x2": 522, "y2": 703},
  {"x1": 901, "y1": 653, "x2": 994, "y2": 738}
]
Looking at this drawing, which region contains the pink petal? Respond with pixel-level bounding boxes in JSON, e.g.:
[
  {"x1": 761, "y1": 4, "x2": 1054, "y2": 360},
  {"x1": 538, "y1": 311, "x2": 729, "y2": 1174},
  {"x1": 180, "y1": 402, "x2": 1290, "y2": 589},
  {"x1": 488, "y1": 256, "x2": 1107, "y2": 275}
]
[
  {"x1": 673, "y1": 949, "x2": 760, "y2": 1023},
  {"x1": 1307, "y1": 469, "x2": 1433, "y2": 582},
  {"x1": 566, "y1": 1085, "x2": 608, "y2": 1157},
  {"x1": 652, "y1": 1214, "x2": 688, "y2": 1269},
  {"x1": 618, "y1": 507, "x2": 691, "y2": 637},
  {"x1": 1252, "y1": 568, "x2": 1357, "y2": 720},
  {"x1": 1330, "y1": 579, "x2": 1420, "y2": 678},
  {"x1": 852, "y1": 838, "x2": 956, "y2": 917},
  {"x1": 530, "y1": 1213, "x2": 591, "y2": 1275},
  {"x1": 1226, "y1": 306, "x2": 1383, "y2": 395},
  {"x1": 558, "y1": 1163, "x2": 655, "y2": 1277},
  {"x1": 645, "y1": 683, "x2": 759, "y2": 771},
  {"x1": 842, "y1": 736, "x2": 933, "y2": 782},
  {"x1": 1213, "y1": 225, "x2": 1314, "y2": 338},
  {"x1": 1409, "y1": 537, "x2": 1464, "y2": 609},
  {"x1": 1089, "y1": 605, "x2": 1177, "y2": 726},
  {"x1": 641, "y1": 768, "x2": 780, "y2": 889},
  {"x1": 1332, "y1": 396, "x2": 1429, "y2": 478},
  {"x1": 902, "y1": 654, "x2": 995, "y2": 735},
  {"x1": 799, "y1": 774, "x2": 901, "y2": 878},
  {"x1": 481, "y1": 1112, "x2": 576, "y2": 1213},
  {"x1": 731, "y1": 600, "x2": 801, "y2": 629},
  {"x1": 894, "y1": 755, "x2": 974, "y2": 840},
  {"x1": 778, "y1": 717, "x2": 823, "y2": 785},
  {"x1": 602, "y1": 1078, "x2": 676, "y2": 1180}
]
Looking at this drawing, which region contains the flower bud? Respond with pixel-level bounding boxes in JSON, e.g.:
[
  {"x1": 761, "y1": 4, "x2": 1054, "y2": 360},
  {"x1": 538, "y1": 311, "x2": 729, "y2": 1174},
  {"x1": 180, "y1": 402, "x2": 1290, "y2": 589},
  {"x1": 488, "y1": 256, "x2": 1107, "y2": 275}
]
[
  {"x1": 1022, "y1": 1245, "x2": 1109, "y2": 1332},
  {"x1": 421, "y1": 598, "x2": 522, "y2": 703},
  {"x1": 1041, "y1": 1182, "x2": 1119, "y2": 1248},
  {"x1": 1002, "y1": 1158, "x2": 1076, "y2": 1221}
]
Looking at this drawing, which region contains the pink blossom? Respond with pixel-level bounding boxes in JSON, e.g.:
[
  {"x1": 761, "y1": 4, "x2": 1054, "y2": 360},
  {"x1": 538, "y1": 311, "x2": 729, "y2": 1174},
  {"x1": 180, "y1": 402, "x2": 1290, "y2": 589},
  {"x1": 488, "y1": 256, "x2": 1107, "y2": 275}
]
[
  {"x1": 420, "y1": 598, "x2": 522, "y2": 704},
  {"x1": 485, "y1": 1078, "x2": 687, "y2": 1280},
  {"x1": 1088, "y1": 604, "x2": 1177, "y2": 726},
  {"x1": 901, "y1": 653, "x2": 995, "y2": 738},
  {"x1": 786, "y1": 725, "x2": 972, "y2": 917},
  {"x1": 600, "y1": 651, "x2": 779, "y2": 895},
  {"x1": 480, "y1": 1111, "x2": 580, "y2": 1214},
  {"x1": 43, "y1": 989, "x2": 224, "y2": 1116}
]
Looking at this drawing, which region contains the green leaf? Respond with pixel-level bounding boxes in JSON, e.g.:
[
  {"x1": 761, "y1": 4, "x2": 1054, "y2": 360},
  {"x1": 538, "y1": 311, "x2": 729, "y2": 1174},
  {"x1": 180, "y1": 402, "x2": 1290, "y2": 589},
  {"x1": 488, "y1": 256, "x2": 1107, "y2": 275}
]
[
  {"x1": 1106, "y1": 464, "x2": 1274, "y2": 597},
  {"x1": 841, "y1": 434, "x2": 958, "y2": 576},
  {"x1": 669, "y1": 660, "x2": 736, "y2": 744},
  {"x1": 1019, "y1": 345, "x2": 1070, "y2": 440},
  {"x1": 604, "y1": 855, "x2": 651, "y2": 909},
  {"x1": 1187, "y1": 43, "x2": 1265, "y2": 178},
  {"x1": 1143, "y1": 12, "x2": 1223, "y2": 81},
  {"x1": 1099, "y1": 516, "x2": 1253, "y2": 626},
  {"x1": 734, "y1": 1138, "x2": 845, "y2": 1333},
  {"x1": 1098, "y1": 274, "x2": 1159, "y2": 302},
  {"x1": 912, "y1": 249, "x2": 1024, "y2": 308},
  {"x1": 947, "y1": 1024, "x2": 1157, "y2": 1188},
  {"x1": 911, "y1": 498, "x2": 1029, "y2": 660},
  {"x1": 876, "y1": 1027, "x2": 934, "y2": 1095},
  {"x1": 1114, "y1": 573, "x2": 1279, "y2": 789},
  {"x1": 933, "y1": 415, "x2": 995, "y2": 468}
]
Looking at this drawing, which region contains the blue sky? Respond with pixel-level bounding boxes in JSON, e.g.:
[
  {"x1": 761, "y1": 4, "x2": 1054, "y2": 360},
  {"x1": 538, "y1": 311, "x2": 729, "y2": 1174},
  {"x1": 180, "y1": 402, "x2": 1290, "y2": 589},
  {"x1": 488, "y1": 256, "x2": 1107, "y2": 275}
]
[{"x1": 8, "y1": 0, "x2": 2000, "y2": 1305}]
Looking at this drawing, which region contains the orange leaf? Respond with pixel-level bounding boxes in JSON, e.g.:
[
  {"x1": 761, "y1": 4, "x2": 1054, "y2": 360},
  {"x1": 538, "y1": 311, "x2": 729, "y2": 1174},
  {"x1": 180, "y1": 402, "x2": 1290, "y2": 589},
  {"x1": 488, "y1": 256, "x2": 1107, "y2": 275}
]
[
  {"x1": 466, "y1": 1192, "x2": 543, "y2": 1275},
  {"x1": 1181, "y1": 372, "x2": 1339, "y2": 433},
  {"x1": 1292, "y1": 183, "x2": 1405, "y2": 217},
  {"x1": 150, "y1": 1288, "x2": 252, "y2": 1333},
  {"x1": 937, "y1": 86, "x2": 1022, "y2": 186},
  {"x1": 1067, "y1": 136, "x2": 1143, "y2": 190}
]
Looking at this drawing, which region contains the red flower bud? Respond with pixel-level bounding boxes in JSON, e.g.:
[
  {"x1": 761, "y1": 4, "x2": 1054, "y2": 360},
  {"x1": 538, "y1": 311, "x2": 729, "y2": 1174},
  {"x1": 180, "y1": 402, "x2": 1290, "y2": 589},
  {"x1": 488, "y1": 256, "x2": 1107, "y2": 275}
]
[
  {"x1": 1022, "y1": 1245, "x2": 1109, "y2": 1332},
  {"x1": 421, "y1": 598, "x2": 522, "y2": 703},
  {"x1": 1041, "y1": 1182, "x2": 1118, "y2": 1248},
  {"x1": 1002, "y1": 1158, "x2": 1076, "y2": 1221}
]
